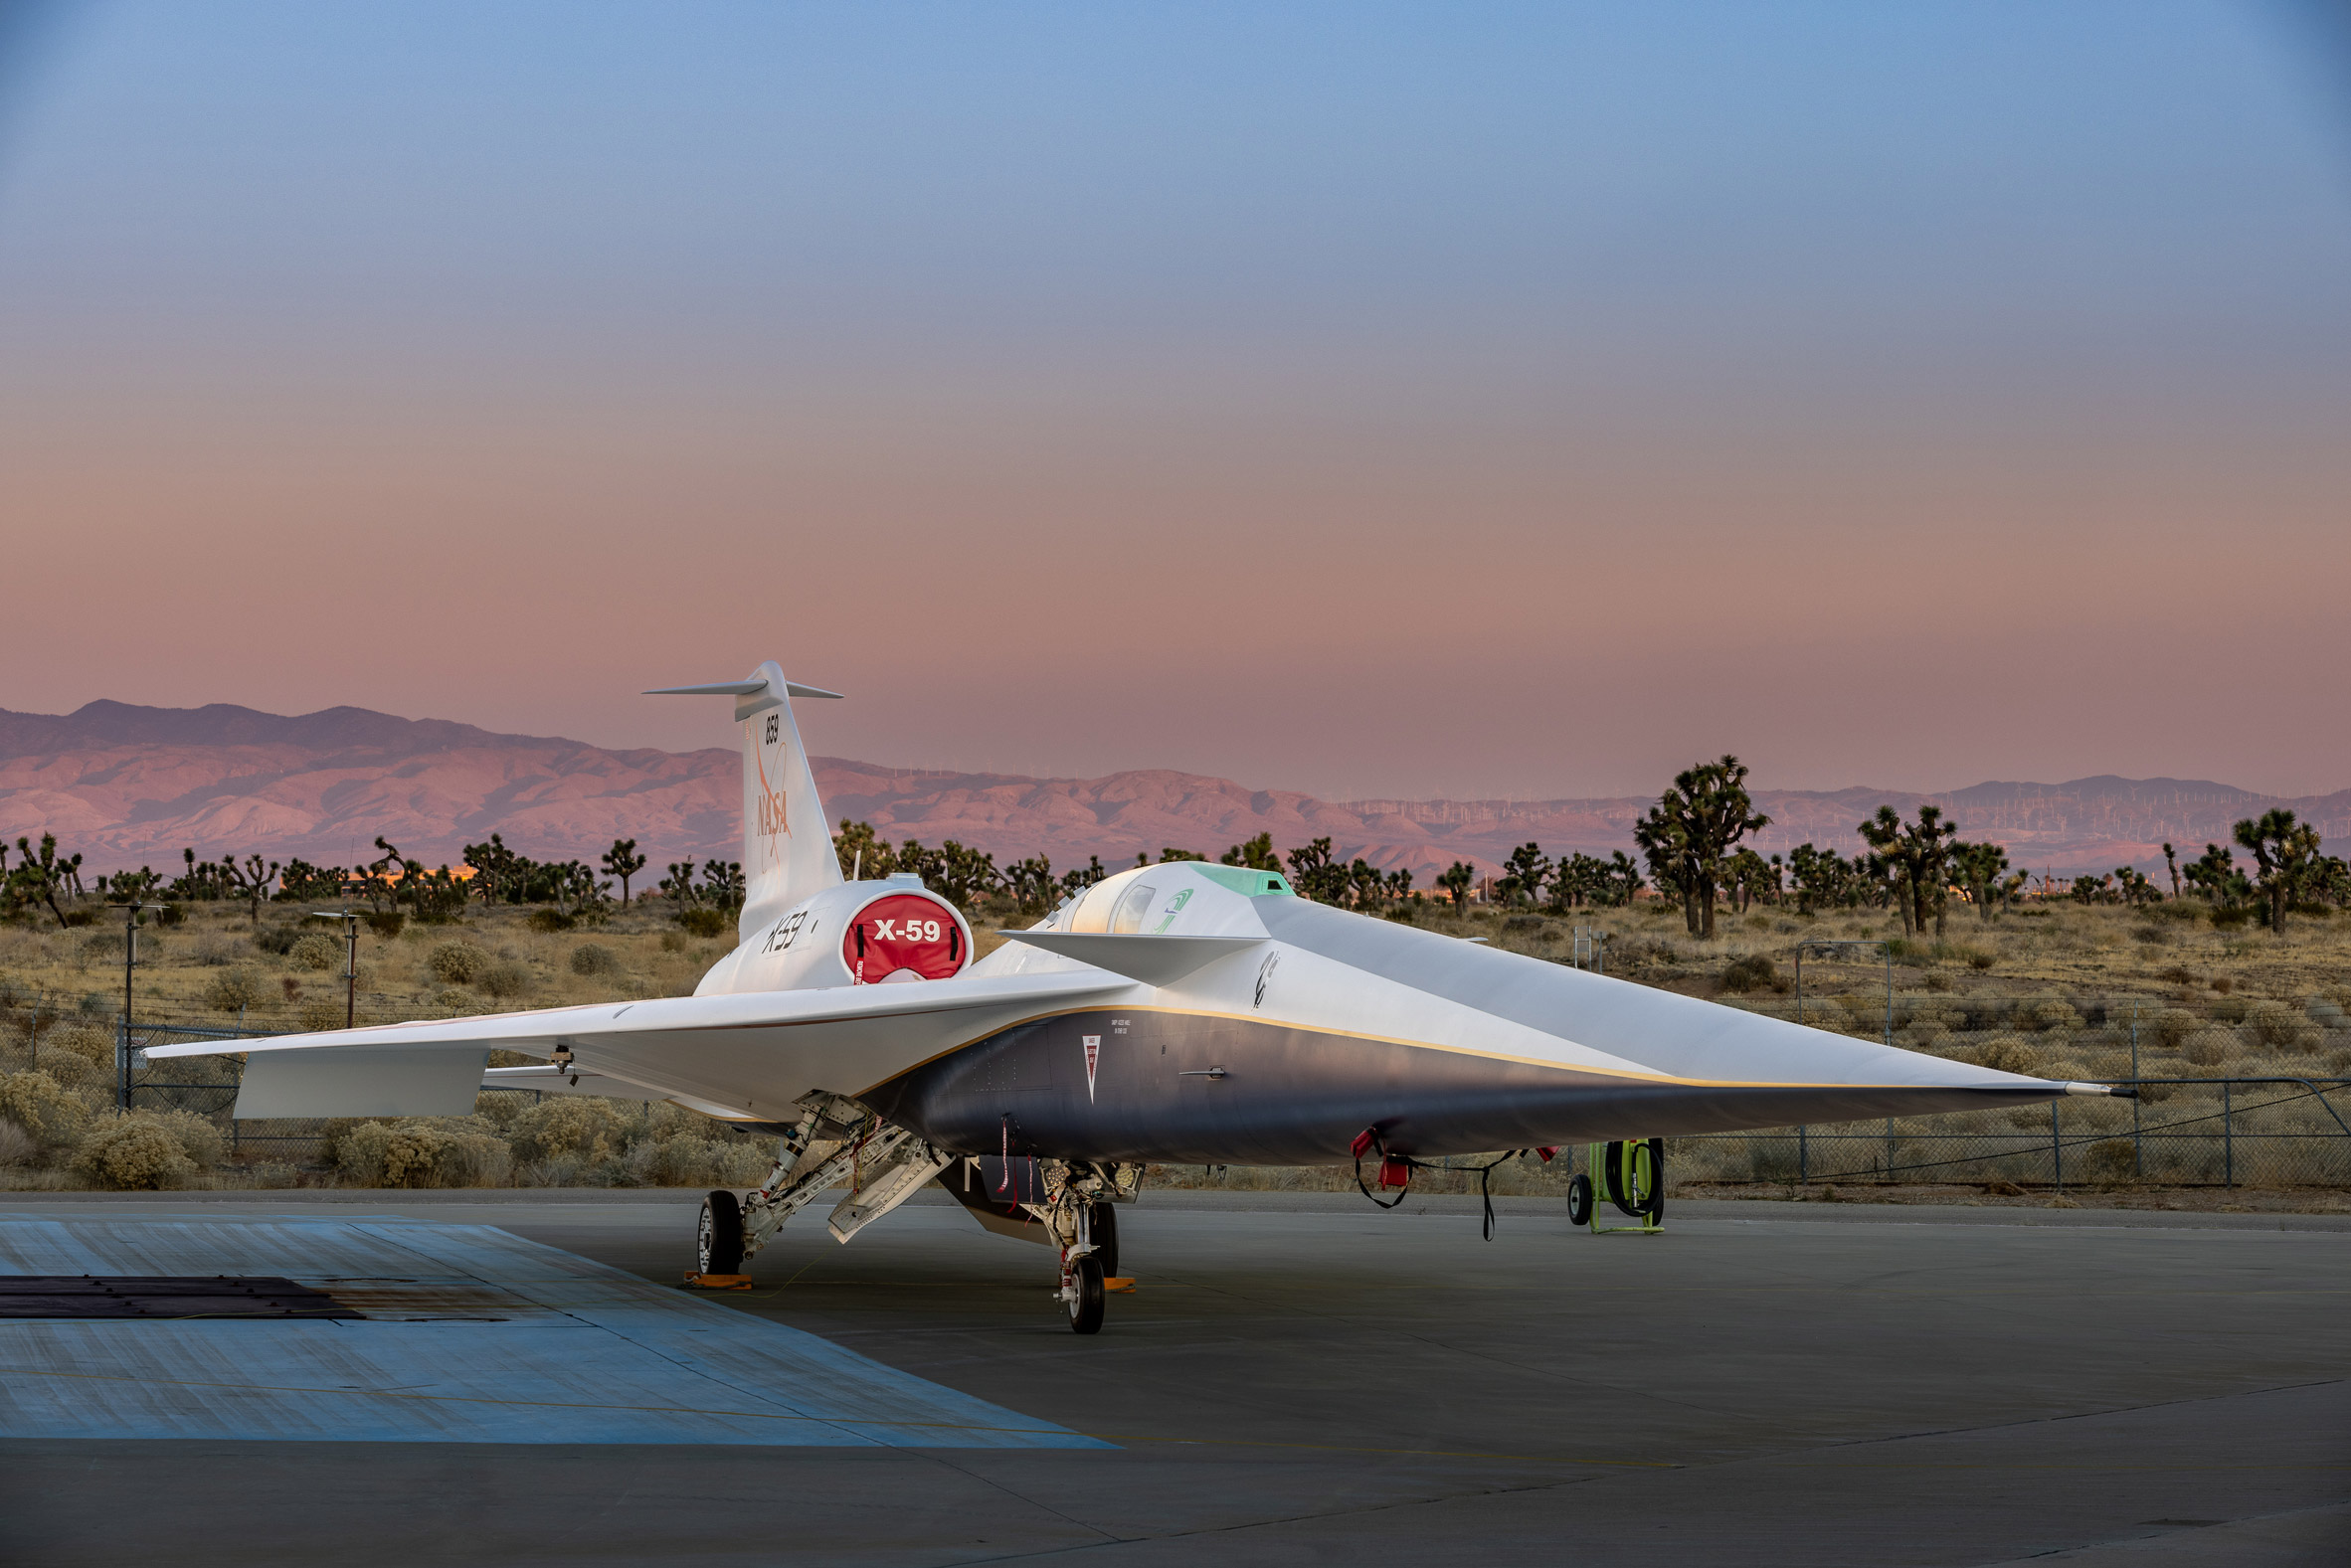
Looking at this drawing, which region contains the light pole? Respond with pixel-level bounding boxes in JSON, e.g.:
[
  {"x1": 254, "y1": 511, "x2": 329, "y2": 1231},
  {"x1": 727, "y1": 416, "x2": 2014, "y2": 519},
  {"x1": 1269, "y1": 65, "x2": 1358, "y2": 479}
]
[
  {"x1": 310, "y1": 909, "x2": 361, "y2": 1029},
  {"x1": 106, "y1": 901, "x2": 168, "y2": 1110}
]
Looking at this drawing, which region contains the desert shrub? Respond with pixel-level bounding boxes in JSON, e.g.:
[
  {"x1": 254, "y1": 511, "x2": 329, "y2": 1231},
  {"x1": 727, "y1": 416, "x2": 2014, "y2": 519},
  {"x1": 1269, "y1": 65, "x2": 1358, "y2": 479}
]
[
  {"x1": 140, "y1": 1108, "x2": 224, "y2": 1169},
  {"x1": 76, "y1": 1117, "x2": 196, "y2": 1189},
  {"x1": 2150, "y1": 1009, "x2": 2200, "y2": 1051},
  {"x1": 2309, "y1": 998, "x2": 2347, "y2": 1033},
  {"x1": 472, "y1": 1090, "x2": 527, "y2": 1128},
  {"x1": 362, "y1": 911, "x2": 405, "y2": 938},
  {"x1": 2181, "y1": 1028, "x2": 2239, "y2": 1068},
  {"x1": 2130, "y1": 926, "x2": 2166, "y2": 946},
  {"x1": 253, "y1": 925, "x2": 301, "y2": 956},
  {"x1": 626, "y1": 1133, "x2": 772, "y2": 1188},
  {"x1": 428, "y1": 943, "x2": 487, "y2": 984},
  {"x1": 506, "y1": 1097, "x2": 630, "y2": 1166},
  {"x1": 288, "y1": 933, "x2": 342, "y2": 971},
  {"x1": 243, "y1": 1160, "x2": 300, "y2": 1188},
  {"x1": 2244, "y1": 1000, "x2": 2318, "y2": 1054},
  {"x1": 45, "y1": 1023, "x2": 113, "y2": 1068},
  {"x1": 1, "y1": 1069, "x2": 89, "y2": 1151},
  {"x1": 1718, "y1": 955, "x2": 1780, "y2": 994},
  {"x1": 659, "y1": 931, "x2": 686, "y2": 954},
  {"x1": 1974, "y1": 1038, "x2": 2044, "y2": 1077},
  {"x1": 2210, "y1": 994, "x2": 2249, "y2": 1024},
  {"x1": 2079, "y1": 1138, "x2": 2138, "y2": 1187},
  {"x1": 569, "y1": 943, "x2": 621, "y2": 977},
  {"x1": 335, "y1": 1117, "x2": 510, "y2": 1187},
  {"x1": 296, "y1": 999, "x2": 347, "y2": 1032},
  {"x1": 0, "y1": 1120, "x2": 39, "y2": 1165},
  {"x1": 190, "y1": 934, "x2": 237, "y2": 966},
  {"x1": 477, "y1": 960, "x2": 532, "y2": 999},
  {"x1": 203, "y1": 965, "x2": 269, "y2": 1013},
  {"x1": 677, "y1": 908, "x2": 729, "y2": 939},
  {"x1": 527, "y1": 909, "x2": 576, "y2": 934},
  {"x1": 2015, "y1": 994, "x2": 2080, "y2": 1034},
  {"x1": 82, "y1": 931, "x2": 124, "y2": 958},
  {"x1": 1966, "y1": 949, "x2": 1997, "y2": 970}
]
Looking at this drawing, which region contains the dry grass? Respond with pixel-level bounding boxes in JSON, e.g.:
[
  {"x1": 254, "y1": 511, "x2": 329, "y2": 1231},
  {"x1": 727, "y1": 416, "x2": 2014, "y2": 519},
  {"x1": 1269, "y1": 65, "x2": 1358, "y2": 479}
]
[{"x1": 1, "y1": 893, "x2": 2346, "y2": 1199}]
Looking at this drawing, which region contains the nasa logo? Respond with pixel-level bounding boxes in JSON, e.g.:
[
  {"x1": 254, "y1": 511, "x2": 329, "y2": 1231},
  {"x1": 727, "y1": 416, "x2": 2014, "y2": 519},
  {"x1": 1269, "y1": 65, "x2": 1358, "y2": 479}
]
[{"x1": 750, "y1": 720, "x2": 789, "y2": 857}]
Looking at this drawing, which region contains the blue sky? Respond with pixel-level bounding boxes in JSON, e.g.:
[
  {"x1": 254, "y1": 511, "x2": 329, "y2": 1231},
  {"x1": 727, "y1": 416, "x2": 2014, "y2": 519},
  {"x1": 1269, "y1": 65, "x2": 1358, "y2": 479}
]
[{"x1": 2, "y1": 3, "x2": 2346, "y2": 796}]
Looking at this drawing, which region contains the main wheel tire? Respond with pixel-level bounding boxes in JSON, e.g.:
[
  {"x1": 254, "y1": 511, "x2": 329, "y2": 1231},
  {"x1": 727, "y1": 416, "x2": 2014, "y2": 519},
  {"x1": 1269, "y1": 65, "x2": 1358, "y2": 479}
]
[
  {"x1": 1566, "y1": 1172, "x2": 1593, "y2": 1227},
  {"x1": 698, "y1": 1190, "x2": 744, "y2": 1275},
  {"x1": 1089, "y1": 1201, "x2": 1120, "y2": 1280},
  {"x1": 1066, "y1": 1255, "x2": 1105, "y2": 1334}
]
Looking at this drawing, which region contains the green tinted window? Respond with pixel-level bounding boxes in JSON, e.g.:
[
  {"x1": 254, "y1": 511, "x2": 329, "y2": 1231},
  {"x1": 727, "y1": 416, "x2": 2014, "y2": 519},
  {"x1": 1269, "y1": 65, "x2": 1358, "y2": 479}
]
[{"x1": 1193, "y1": 865, "x2": 1295, "y2": 897}]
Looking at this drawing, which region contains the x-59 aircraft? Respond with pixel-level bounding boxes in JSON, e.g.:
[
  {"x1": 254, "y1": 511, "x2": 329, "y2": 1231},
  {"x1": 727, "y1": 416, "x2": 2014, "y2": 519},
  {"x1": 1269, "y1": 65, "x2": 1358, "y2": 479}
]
[{"x1": 150, "y1": 663, "x2": 2113, "y2": 1332}]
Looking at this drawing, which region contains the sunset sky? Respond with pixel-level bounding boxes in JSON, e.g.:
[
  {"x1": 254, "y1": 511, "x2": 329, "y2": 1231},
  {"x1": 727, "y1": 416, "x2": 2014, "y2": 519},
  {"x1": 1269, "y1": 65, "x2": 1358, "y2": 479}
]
[{"x1": 2, "y1": 3, "x2": 2346, "y2": 800}]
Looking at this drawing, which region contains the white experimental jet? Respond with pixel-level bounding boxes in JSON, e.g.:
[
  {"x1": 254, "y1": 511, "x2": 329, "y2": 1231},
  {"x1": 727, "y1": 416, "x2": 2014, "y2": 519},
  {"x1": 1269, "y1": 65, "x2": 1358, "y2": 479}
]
[{"x1": 148, "y1": 663, "x2": 2111, "y2": 1332}]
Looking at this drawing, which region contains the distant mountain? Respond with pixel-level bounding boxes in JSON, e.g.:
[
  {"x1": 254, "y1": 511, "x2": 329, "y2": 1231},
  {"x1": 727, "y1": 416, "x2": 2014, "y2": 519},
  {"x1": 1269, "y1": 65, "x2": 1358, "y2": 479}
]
[{"x1": 2, "y1": 700, "x2": 2344, "y2": 880}]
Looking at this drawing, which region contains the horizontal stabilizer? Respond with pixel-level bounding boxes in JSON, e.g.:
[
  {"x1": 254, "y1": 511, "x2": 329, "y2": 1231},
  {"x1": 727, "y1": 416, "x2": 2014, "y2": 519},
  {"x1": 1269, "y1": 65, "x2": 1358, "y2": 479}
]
[
  {"x1": 645, "y1": 679, "x2": 842, "y2": 700},
  {"x1": 995, "y1": 931, "x2": 1265, "y2": 986}
]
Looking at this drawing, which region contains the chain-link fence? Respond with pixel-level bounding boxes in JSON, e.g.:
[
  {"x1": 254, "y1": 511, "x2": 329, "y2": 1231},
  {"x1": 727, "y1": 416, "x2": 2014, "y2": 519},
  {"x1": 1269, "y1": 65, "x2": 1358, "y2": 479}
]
[
  {"x1": 120, "y1": 1018, "x2": 550, "y2": 1166},
  {"x1": 1671, "y1": 1079, "x2": 2350, "y2": 1190},
  {"x1": 43, "y1": 994, "x2": 2351, "y2": 1190}
]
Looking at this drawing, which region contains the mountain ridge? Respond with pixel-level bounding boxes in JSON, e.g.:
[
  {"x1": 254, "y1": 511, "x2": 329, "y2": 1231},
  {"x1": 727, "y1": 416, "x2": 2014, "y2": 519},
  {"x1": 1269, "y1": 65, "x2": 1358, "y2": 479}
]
[{"x1": 2, "y1": 700, "x2": 2343, "y2": 881}]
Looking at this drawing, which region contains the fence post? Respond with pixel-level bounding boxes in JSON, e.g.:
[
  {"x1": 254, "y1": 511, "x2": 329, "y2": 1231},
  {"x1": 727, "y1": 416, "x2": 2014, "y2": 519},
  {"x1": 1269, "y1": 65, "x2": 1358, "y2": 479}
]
[
  {"x1": 1798, "y1": 1124, "x2": 1808, "y2": 1185},
  {"x1": 1885, "y1": 1117, "x2": 1894, "y2": 1184},
  {"x1": 2051, "y1": 1100, "x2": 2062, "y2": 1191},
  {"x1": 2130, "y1": 1005, "x2": 2142, "y2": 1178},
  {"x1": 2223, "y1": 1080, "x2": 2233, "y2": 1188}
]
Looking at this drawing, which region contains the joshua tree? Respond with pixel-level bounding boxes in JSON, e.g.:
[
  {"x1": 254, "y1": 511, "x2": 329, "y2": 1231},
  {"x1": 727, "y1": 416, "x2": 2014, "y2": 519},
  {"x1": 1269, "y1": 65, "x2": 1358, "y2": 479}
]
[
  {"x1": 10, "y1": 834, "x2": 85, "y2": 928},
  {"x1": 1857, "y1": 804, "x2": 1959, "y2": 938},
  {"x1": 1284, "y1": 838, "x2": 1350, "y2": 904},
  {"x1": 221, "y1": 853, "x2": 279, "y2": 924},
  {"x1": 1499, "y1": 842, "x2": 1551, "y2": 908},
  {"x1": 2114, "y1": 865, "x2": 2161, "y2": 908},
  {"x1": 601, "y1": 838, "x2": 646, "y2": 905},
  {"x1": 2182, "y1": 843, "x2": 2251, "y2": 911},
  {"x1": 1220, "y1": 833, "x2": 1279, "y2": 871},
  {"x1": 1437, "y1": 861, "x2": 1475, "y2": 911},
  {"x1": 699, "y1": 859, "x2": 746, "y2": 913},
  {"x1": 1949, "y1": 840, "x2": 2011, "y2": 923},
  {"x1": 1003, "y1": 854, "x2": 1056, "y2": 912},
  {"x1": 658, "y1": 860, "x2": 701, "y2": 907},
  {"x1": 2233, "y1": 808, "x2": 2322, "y2": 932},
  {"x1": 1635, "y1": 756, "x2": 1770, "y2": 939},
  {"x1": 2161, "y1": 842, "x2": 2181, "y2": 900}
]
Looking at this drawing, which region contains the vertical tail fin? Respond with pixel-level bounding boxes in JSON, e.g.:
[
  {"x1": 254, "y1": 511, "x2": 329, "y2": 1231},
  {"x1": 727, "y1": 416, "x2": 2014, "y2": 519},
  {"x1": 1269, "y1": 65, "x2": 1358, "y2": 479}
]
[{"x1": 646, "y1": 661, "x2": 843, "y2": 942}]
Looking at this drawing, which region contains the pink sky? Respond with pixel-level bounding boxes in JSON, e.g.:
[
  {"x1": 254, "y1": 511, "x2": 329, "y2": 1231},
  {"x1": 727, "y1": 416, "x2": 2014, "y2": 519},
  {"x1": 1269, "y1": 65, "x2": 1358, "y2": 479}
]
[{"x1": 3, "y1": 5, "x2": 2347, "y2": 799}]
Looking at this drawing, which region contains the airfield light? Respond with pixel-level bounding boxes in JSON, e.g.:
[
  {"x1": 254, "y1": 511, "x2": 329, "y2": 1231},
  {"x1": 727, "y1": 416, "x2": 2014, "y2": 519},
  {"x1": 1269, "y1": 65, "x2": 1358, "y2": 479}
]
[
  {"x1": 310, "y1": 910, "x2": 362, "y2": 1029},
  {"x1": 104, "y1": 902, "x2": 170, "y2": 1111}
]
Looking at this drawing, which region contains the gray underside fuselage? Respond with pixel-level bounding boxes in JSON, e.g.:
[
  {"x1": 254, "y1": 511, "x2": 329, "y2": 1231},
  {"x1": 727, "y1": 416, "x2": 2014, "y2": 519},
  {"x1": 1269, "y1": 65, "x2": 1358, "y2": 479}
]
[{"x1": 865, "y1": 1006, "x2": 2063, "y2": 1163}]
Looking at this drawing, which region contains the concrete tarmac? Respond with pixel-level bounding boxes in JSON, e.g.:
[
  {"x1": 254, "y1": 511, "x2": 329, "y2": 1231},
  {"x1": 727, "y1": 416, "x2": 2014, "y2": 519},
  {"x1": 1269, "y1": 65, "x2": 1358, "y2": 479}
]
[{"x1": 1, "y1": 1188, "x2": 2345, "y2": 1566}]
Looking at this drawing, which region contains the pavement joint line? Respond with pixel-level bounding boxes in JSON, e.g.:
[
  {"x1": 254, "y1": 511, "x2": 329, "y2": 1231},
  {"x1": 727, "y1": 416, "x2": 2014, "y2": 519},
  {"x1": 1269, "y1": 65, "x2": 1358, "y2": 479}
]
[{"x1": 0, "y1": 1362, "x2": 1681, "y2": 1467}]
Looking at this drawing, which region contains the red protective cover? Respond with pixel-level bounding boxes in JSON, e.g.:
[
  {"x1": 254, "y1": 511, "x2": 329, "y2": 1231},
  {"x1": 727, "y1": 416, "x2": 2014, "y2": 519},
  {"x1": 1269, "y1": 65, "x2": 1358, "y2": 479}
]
[{"x1": 843, "y1": 893, "x2": 964, "y2": 982}]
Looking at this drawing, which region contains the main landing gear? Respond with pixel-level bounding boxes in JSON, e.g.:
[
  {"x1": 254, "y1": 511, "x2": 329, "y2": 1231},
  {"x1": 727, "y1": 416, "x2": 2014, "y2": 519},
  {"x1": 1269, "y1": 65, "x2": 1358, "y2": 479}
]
[
  {"x1": 682, "y1": 1094, "x2": 1142, "y2": 1335},
  {"x1": 684, "y1": 1092, "x2": 950, "y2": 1288}
]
